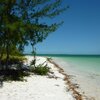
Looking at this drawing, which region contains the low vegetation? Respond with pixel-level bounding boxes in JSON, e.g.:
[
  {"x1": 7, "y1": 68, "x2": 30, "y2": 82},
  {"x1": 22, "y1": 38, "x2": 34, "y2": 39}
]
[
  {"x1": 0, "y1": 56, "x2": 50, "y2": 81},
  {"x1": 0, "y1": 55, "x2": 29, "y2": 81},
  {"x1": 0, "y1": 0, "x2": 65, "y2": 82},
  {"x1": 32, "y1": 64, "x2": 50, "y2": 75},
  {"x1": 1, "y1": 55, "x2": 26, "y2": 66},
  {"x1": 0, "y1": 69, "x2": 30, "y2": 81}
]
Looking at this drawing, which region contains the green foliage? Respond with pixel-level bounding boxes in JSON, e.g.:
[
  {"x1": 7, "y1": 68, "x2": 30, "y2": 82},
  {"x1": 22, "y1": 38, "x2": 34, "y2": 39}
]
[
  {"x1": 30, "y1": 59, "x2": 36, "y2": 66},
  {"x1": 1, "y1": 55, "x2": 25, "y2": 64},
  {"x1": 0, "y1": 0, "x2": 66, "y2": 48},
  {"x1": 32, "y1": 64, "x2": 50, "y2": 75},
  {"x1": 0, "y1": 56, "x2": 29, "y2": 81},
  {"x1": 0, "y1": 69, "x2": 30, "y2": 81},
  {"x1": 0, "y1": 0, "x2": 67, "y2": 69}
]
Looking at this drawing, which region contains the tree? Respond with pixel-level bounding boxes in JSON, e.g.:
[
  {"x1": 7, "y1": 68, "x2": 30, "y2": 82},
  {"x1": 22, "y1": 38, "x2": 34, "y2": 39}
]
[{"x1": 0, "y1": 0, "x2": 67, "y2": 69}]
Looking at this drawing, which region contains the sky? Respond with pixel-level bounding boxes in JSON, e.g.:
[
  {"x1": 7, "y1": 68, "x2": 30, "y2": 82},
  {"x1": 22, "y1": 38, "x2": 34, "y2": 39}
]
[{"x1": 25, "y1": 0, "x2": 100, "y2": 54}]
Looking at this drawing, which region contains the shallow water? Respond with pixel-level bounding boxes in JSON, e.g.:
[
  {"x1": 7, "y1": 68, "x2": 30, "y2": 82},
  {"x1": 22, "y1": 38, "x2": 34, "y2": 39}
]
[
  {"x1": 36, "y1": 54, "x2": 100, "y2": 99},
  {"x1": 52, "y1": 56, "x2": 100, "y2": 100},
  {"x1": 54, "y1": 56, "x2": 100, "y2": 75}
]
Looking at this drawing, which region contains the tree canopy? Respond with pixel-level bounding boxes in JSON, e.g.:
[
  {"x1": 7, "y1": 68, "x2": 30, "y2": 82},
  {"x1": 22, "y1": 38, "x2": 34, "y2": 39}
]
[{"x1": 0, "y1": 0, "x2": 67, "y2": 68}]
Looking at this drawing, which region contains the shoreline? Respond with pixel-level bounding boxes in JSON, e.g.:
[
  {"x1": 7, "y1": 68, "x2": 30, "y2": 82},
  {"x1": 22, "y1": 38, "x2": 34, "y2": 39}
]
[
  {"x1": 0, "y1": 56, "x2": 75, "y2": 100},
  {"x1": 48, "y1": 58, "x2": 83, "y2": 100},
  {"x1": 52, "y1": 57, "x2": 100, "y2": 100},
  {"x1": 1, "y1": 55, "x2": 98, "y2": 100}
]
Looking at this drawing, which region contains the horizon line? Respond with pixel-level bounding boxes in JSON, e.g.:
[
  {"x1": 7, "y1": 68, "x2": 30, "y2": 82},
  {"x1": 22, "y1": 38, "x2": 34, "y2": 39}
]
[{"x1": 24, "y1": 53, "x2": 100, "y2": 56}]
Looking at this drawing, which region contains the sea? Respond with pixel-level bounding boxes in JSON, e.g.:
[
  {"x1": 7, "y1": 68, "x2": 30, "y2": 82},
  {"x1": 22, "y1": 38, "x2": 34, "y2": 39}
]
[
  {"x1": 36, "y1": 54, "x2": 100, "y2": 99},
  {"x1": 37, "y1": 54, "x2": 100, "y2": 75}
]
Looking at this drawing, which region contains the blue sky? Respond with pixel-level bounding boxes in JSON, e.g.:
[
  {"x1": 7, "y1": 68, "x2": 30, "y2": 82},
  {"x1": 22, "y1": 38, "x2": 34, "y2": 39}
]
[{"x1": 25, "y1": 0, "x2": 100, "y2": 54}]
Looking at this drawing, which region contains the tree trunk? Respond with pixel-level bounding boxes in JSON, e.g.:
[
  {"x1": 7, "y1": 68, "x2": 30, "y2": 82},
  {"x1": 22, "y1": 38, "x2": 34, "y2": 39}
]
[
  {"x1": 6, "y1": 42, "x2": 9, "y2": 70},
  {"x1": 0, "y1": 44, "x2": 5, "y2": 70},
  {"x1": 0, "y1": 49, "x2": 3, "y2": 69},
  {"x1": 0, "y1": 56, "x2": 1, "y2": 69},
  {"x1": 32, "y1": 47, "x2": 36, "y2": 67},
  {"x1": 0, "y1": 53, "x2": 3, "y2": 69}
]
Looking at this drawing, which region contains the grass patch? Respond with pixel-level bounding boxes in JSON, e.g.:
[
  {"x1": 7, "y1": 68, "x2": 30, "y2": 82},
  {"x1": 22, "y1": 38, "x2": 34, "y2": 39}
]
[{"x1": 31, "y1": 64, "x2": 50, "y2": 75}]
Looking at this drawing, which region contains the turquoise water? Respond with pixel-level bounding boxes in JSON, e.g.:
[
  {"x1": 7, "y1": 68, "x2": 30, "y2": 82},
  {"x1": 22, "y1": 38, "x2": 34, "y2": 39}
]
[
  {"x1": 37, "y1": 54, "x2": 100, "y2": 75},
  {"x1": 36, "y1": 54, "x2": 100, "y2": 99},
  {"x1": 55, "y1": 56, "x2": 100, "y2": 75}
]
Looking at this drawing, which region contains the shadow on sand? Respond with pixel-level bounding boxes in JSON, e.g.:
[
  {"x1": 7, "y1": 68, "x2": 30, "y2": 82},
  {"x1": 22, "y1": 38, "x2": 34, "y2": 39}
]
[{"x1": 0, "y1": 75, "x2": 4, "y2": 88}]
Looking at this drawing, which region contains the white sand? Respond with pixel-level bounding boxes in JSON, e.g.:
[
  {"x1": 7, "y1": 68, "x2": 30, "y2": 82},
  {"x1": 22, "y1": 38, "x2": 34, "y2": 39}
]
[{"x1": 0, "y1": 56, "x2": 75, "y2": 100}]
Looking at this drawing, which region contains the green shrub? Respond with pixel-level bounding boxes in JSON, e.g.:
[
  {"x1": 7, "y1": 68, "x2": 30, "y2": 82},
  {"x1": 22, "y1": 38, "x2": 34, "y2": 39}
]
[
  {"x1": 1, "y1": 55, "x2": 26, "y2": 65},
  {"x1": 1, "y1": 69, "x2": 30, "y2": 81},
  {"x1": 30, "y1": 59, "x2": 36, "y2": 66},
  {"x1": 0, "y1": 55, "x2": 29, "y2": 81},
  {"x1": 33, "y1": 64, "x2": 50, "y2": 75}
]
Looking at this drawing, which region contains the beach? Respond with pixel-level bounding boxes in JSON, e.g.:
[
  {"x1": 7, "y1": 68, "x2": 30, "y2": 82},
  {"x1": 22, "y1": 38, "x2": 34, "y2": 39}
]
[
  {"x1": 53, "y1": 56, "x2": 100, "y2": 100},
  {"x1": 1, "y1": 55, "x2": 99, "y2": 100},
  {"x1": 0, "y1": 56, "x2": 75, "y2": 100}
]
